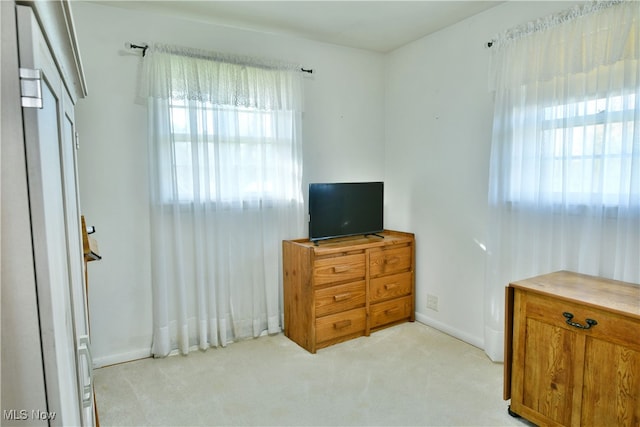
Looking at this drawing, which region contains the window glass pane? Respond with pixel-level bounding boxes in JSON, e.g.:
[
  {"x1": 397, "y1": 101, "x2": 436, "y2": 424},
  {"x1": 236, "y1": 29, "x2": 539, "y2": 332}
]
[
  {"x1": 516, "y1": 92, "x2": 636, "y2": 206},
  {"x1": 174, "y1": 140, "x2": 193, "y2": 201},
  {"x1": 165, "y1": 99, "x2": 298, "y2": 203}
]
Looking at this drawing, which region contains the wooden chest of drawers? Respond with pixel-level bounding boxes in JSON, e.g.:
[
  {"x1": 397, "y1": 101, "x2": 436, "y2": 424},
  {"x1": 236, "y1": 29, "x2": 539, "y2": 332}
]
[
  {"x1": 283, "y1": 230, "x2": 415, "y2": 353},
  {"x1": 504, "y1": 271, "x2": 640, "y2": 427}
]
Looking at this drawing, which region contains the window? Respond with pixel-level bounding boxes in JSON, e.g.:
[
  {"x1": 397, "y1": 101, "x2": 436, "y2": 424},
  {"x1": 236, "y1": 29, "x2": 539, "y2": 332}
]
[
  {"x1": 167, "y1": 99, "x2": 299, "y2": 204},
  {"x1": 508, "y1": 92, "x2": 638, "y2": 208},
  {"x1": 143, "y1": 45, "x2": 305, "y2": 356}
]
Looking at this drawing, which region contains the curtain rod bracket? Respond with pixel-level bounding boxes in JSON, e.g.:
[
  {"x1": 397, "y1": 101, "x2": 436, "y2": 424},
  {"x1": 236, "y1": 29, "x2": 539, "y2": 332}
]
[{"x1": 126, "y1": 42, "x2": 149, "y2": 57}]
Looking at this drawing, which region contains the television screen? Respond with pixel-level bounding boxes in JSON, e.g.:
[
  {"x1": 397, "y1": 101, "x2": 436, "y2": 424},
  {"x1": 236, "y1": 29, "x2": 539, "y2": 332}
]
[{"x1": 309, "y1": 182, "x2": 383, "y2": 242}]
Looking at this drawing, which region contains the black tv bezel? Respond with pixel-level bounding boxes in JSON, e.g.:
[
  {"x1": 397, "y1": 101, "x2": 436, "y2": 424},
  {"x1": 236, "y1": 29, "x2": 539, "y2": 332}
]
[{"x1": 308, "y1": 181, "x2": 384, "y2": 243}]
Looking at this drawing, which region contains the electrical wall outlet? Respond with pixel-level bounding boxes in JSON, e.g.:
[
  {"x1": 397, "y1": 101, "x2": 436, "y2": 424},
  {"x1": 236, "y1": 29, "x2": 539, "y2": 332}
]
[{"x1": 426, "y1": 294, "x2": 439, "y2": 311}]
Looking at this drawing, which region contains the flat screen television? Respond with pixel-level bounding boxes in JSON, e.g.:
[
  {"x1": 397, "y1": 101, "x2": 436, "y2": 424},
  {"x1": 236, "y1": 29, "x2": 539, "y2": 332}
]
[{"x1": 308, "y1": 181, "x2": 384, "y2": 242}]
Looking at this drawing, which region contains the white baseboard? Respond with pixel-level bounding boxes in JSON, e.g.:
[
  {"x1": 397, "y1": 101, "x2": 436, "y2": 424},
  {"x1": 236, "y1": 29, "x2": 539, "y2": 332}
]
[
  {"x1": 92, "y1": 319, "x2": 498, "y2": 368},
  {"x1": 93, "y1": 348, "x2": 151, "y2": 368},
  {"x1": 414, "y1": 312, "x2": 485, "y2": 351}
]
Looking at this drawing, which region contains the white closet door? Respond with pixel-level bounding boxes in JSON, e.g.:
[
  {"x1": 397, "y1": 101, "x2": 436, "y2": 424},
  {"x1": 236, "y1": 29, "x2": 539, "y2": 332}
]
[
  {"x1": 60, "y1": 83, "x2": 95, "y2": 427},
  {"x1": 17, "y1": 5, "x2": 93, "y2": 426}
]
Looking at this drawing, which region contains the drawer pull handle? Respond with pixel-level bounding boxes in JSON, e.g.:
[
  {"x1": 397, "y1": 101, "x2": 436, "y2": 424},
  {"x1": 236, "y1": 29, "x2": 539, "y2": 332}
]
[
  {"x1": 333, "y1": 293, "x2": 351, "y2": 302},
  {"x1": 333, "y1": 265, "x2": 351, "y2": 273},
  {"x1": 385, "y1": 257, "x2": 400, "y2": 265},
  {"x1": 384, "y1": 282, "x2": 398, "y2": 290},
  {"x1": 563, "y1": 312, "x2": 598, "y2": 330},
  {"x1": 385, "y1": 307, "x2": 400, "y2": 315},
  {"x1": 334, "y1": 320, "x2": 352, "y2": 329}
]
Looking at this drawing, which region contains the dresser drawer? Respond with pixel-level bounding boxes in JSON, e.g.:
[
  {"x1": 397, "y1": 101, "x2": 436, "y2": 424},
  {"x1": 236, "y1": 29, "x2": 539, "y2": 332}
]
[
  {"x1": 370, "y1": 296, "x2": 413, "y2": 329},
  {"x1": 313, "y1": 253, "x2": 366, "y2": 287},
  {"x1": 370, "y1": 272, "x2": 412, "y2": 303},
  {"x1": 524, "y1": 292, "x2": 640, "y2": 350},
  {"x1": 369, "y1": 245, "x2": 412, "y2": 277},
  {"x1": 315, "y1": 308, "x2": 366, "y2": 344},
  {"x1": 315, "y1": 281, "x2": 366, "y2": 317}
]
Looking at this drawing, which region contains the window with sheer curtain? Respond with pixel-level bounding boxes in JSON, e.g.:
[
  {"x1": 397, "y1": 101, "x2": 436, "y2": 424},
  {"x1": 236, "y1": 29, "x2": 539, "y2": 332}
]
[
  {"x1": 509, "y1": 91, "x2": 637, "y2": 208},
  {"x1": 140, "y1": 44, "x2": 305, "y2": 357},
  {"x1": 483, "y1": 1, "x2": 639, "y2": 362},
  {"x1": 167, "y1": 100, "x2": 300, "y2": 204}
]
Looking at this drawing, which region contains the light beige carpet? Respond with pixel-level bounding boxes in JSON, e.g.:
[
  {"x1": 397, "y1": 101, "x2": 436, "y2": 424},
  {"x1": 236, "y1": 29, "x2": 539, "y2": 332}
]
[{"x1": 93, "y1": 322, "x2": 533, "y2": 426}]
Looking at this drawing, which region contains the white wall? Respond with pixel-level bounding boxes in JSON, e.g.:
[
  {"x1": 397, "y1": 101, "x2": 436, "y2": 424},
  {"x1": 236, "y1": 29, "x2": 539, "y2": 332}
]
[
  {"x1": 73, "y1": 0, "x2": 586, "y2": 365},
  {"x1": 72, "y1": 2, "x2": 385, "y2": 366},
  {"x1": 384, "y1": 1, "x2": 582, "y2": 350}
]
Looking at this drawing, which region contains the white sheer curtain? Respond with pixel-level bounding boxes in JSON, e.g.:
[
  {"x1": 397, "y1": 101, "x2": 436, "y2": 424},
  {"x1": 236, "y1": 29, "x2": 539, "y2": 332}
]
[
  {"x1": 484, "y1": 1, "x2": 639, "y2": 361},
  {"x1": 139, "y1": 44, "x2": 305, "y2": 357}
]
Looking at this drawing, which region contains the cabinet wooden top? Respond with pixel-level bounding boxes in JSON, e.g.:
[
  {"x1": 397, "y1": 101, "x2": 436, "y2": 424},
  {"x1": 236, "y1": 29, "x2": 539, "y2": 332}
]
[
  {"x1": 509, "y1": 270, "x2": 640, "y2": 319},
  {"x1": 285, "y1": 230, "x2": 414, "y2": 255}
]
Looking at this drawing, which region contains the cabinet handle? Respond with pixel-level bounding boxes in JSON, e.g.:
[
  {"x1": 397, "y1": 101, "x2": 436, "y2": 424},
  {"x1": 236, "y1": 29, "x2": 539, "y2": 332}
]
[
  {"x1": 333, "y1": 293, "x2": 351, "y2": 302},
  {"x1": 384, "y1": 257, "x2": 400, "y2": 265},
  {"x1": 384, "y1": 282, "x2": 398, "y2": 290},
  {"x1": 333, "y1": 320, "x2": 352, "y2": 329},
  {"x1": 563, "y1": 312, "x2": 598, "y2": 330},
  {"x1": 333, "y1": 265, "x2": 351, "y2": 273}
]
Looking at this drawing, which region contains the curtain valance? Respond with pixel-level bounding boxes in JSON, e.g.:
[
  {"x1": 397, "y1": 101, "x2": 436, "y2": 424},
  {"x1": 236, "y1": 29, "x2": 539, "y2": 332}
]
[
  {"x1": 139, "y1": 43, "x2": 304, "y2": 111},
  {"x1": 489, "y1": 1, "x2": 639, "y2": 90}
]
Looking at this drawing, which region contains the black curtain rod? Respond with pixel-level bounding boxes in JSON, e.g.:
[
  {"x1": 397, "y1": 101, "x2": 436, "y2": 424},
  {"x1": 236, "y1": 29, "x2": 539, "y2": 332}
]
[{"x1": 126, "y1": 42, "x2": 313, "y2": 73}]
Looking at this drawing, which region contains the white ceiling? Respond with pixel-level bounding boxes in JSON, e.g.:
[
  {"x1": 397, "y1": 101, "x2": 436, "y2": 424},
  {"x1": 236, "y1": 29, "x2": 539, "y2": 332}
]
[{"x1": 92, "y1": 1, "x2": 503, "y2": 52}]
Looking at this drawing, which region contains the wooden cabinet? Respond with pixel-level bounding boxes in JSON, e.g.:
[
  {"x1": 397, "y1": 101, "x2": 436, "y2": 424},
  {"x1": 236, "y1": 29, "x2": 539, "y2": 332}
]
[
  {"x1": 504, "y1": 271, "x2": 640, "y2": 427},
  {"x1": 283, "y1": 230, "x2": 415, "y2": 353}
]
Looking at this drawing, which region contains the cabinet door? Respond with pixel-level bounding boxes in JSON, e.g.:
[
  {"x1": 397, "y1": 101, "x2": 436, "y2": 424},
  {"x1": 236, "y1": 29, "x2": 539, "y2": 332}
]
[
  {"x1": 518, "y1": 317, "x2": 579, "y2": 426},
  {"x1": 511, "y1": 291, "x2": 580, "y2": 426},
  {"x1": 18, "y1": 5, "x2": 93, "y2": 425},
  {"x1": 582, "y1": 338, "x2": 640, "y2": 426}
]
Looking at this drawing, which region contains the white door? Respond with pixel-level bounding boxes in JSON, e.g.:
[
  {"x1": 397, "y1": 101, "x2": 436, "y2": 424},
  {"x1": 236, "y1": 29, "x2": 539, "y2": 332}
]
[{"x1": 17, "y1": 5, "x2": 94, "y2": 426}]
